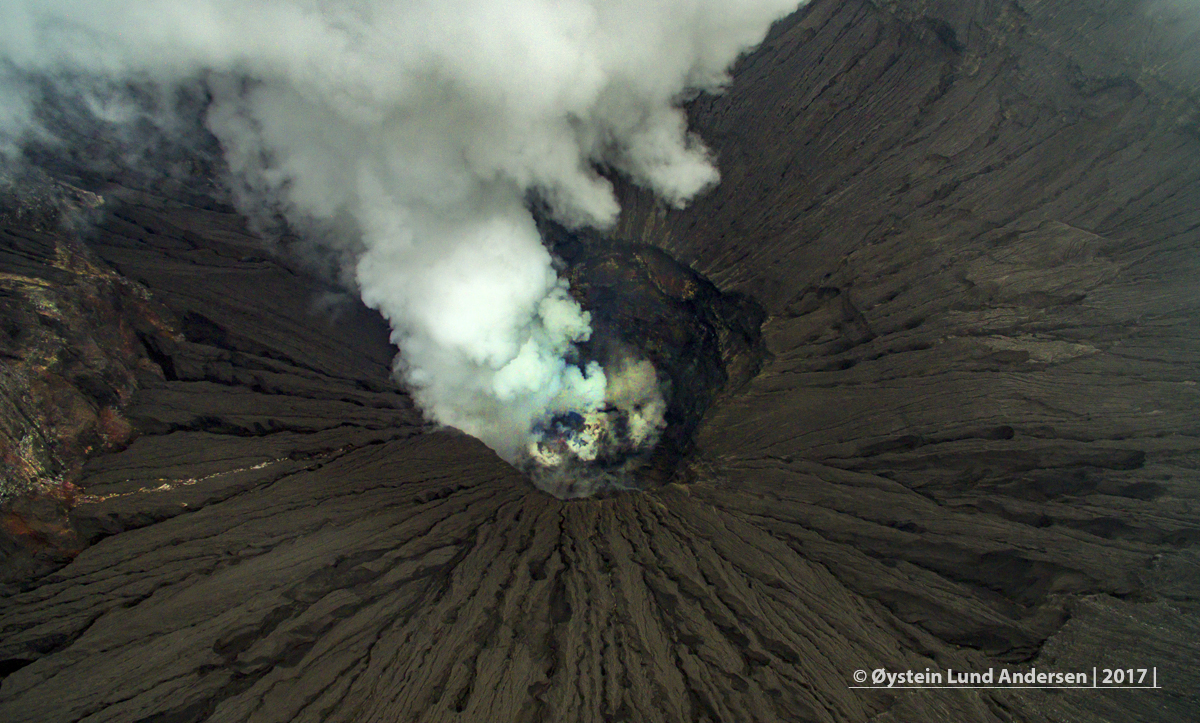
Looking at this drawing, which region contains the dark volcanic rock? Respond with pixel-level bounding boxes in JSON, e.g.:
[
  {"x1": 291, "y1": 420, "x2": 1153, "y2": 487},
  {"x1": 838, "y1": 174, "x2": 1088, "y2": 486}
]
[{"x1": 2, "y1": 0, "x2": 1199, "y2": 721}]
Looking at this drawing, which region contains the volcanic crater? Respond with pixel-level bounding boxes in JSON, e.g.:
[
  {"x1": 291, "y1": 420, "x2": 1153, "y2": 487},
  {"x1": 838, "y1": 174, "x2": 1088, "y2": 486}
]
[
  {"x1": 2, "y1": 1, "x2": 1200, "y2": 722},
  {"x1": 526, "y1": 223, "x2": 769, "y2": 496}
]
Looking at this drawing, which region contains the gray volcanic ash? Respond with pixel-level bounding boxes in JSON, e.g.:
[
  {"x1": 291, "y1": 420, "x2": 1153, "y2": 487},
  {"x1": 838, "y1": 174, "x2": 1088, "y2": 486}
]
[{"x1": 2, "y1": 2, "x2": 1200, "y2": 722}]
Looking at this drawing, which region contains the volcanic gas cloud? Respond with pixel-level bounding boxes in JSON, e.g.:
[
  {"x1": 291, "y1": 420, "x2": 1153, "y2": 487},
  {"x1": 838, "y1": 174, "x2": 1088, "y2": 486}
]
[{"x1": 0, "y1": 0, "x2": 803, "y2": 495}]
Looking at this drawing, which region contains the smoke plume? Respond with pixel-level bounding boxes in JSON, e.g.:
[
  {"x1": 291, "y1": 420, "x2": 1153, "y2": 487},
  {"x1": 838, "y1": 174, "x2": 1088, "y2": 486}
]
[{"x1": 0, "y1": 0, "x2": 800, "y2": 484}]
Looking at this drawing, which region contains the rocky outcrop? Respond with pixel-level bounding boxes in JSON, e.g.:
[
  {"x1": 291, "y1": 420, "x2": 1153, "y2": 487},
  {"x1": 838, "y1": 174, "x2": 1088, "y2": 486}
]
[
  {"x1": 0, "y1": 184, "x2": 180, "y2": 580},
  {"x1": 1, "y1": 0, "x2": 1197, "y2": 721}
]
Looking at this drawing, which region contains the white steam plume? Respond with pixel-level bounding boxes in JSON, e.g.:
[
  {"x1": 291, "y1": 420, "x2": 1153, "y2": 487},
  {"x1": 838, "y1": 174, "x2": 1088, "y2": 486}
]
[{"x1": 0, "y1": 0, "x2": 801, "y2": 467}]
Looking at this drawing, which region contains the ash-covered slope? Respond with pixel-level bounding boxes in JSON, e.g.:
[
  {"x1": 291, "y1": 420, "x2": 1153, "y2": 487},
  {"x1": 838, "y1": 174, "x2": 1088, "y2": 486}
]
[{"x1": 2, "y1": 0, "x2": 1199, "y2": 721}]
